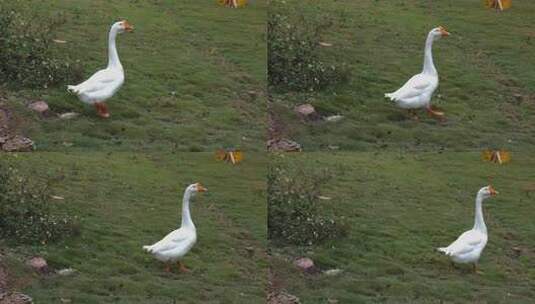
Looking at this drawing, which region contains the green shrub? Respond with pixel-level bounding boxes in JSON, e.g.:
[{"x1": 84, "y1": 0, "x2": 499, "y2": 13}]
[
  {"x1": 0, "y1": 163, "x2": 79, "y2": 244},
  {"x1": 0, "y1": 0, "x2": 82, "y2": 88},
  {"x1": 268, "y1": 157, "x2": 347, "y2": 246},
  {"x1": 268, "y1": 0, "x2": 349, "y2": 92}
]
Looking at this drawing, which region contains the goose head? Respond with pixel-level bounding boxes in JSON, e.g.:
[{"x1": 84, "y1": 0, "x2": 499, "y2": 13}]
[
  {"x1": 429, "y1": 26, "x2": 450, "y2": 41},
  {"x1": 112, "y1": 20, "x2": 134, "y2": 33},
  {"x1": 186, "y1": 183, "x2": 208, "y2": 197},
  {"x1": 478, "y1": 185, "x2": 499, "y2": 200}
]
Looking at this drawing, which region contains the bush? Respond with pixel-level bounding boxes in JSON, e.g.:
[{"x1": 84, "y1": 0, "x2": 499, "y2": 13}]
[
  {"x1": 0, "y1": 163, "x2": 79, "y2": 244},
  {"x1": 0, "y1": 0, "x2": 82, "y2": 88},
  {"x1": 268, "y1": 157, "x2": 347, "y2": 246},
  {"x1": 268, "y1": 0, "x2": 349, "y2": 92}
]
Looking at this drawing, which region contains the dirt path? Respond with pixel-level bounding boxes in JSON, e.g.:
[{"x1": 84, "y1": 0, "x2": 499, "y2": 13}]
[
  {"x1": 0, "y1": 105, "x2": 10, "y2": 138},
  {"x1": 0, "y1": 102, "x2": 34, "y2": 152},
  {"x1": 0, "y1": 256, "x2": 34, "y2": 304},
  {"x1": 0, "y1": 262, "x2": 7, "y2": 292}
]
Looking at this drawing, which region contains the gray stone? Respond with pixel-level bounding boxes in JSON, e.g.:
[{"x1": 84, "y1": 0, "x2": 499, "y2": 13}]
[
  {"x1": 59, "y1": 112, "x2": 79, "y2": 120},
  {"x1": 27, "y1": 257, "x2": 49, "y2": 274},
  {"x1": 267, "y1": 291, "x2": 300, "y2": 304},
  {"x1": 294, "y1": 257, "x2": 314, "y2": 271},
  {"x1": 267, "y1": 138, "x2": 302, "y2": 152},
  {"x1": 0, "y1": 292, "x2": 33, "y2": 304},
  {"x1": 28, "y1": 101, "x2": 49, "y2": 113},
  {"x1": 1, "y1": 136, "x2": 34, "y2": 152}
]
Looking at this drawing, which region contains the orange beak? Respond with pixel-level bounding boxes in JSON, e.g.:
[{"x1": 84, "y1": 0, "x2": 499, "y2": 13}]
[
  {"x1": 196, "y1": 183, "x2": 207, "y2": 192},
  {"x1": 123, "y1": 20, "x2": 134, "y2": 32},
  {"x1": 488, "y1": 185, "x2": 498, "y2": 196},
  {"x1": 439, "y1": 26, "x2": 450, "y2": 37}
]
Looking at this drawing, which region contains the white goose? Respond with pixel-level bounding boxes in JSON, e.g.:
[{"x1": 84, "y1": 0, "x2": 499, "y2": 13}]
[
  {"x1": 385, "y1": 26, "x2": 450, "y2": 120},
  {"x1": 438, "y1": 185, "x2": 498, "y2": 272},
  {"x1": 143, "y1": 183, "x2": 207, "y2": 273},
  {"x1": 67, "y1": 20, "x2": 134, "y2": 118}
]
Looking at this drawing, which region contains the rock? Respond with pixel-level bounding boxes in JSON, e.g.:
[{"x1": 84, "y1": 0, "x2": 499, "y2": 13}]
[
  {"x1": 327, "y1": 145, "x2": 339, "y2": 150},
  {"x1": 0, "y1": 292, "x2": 33, "y2": 304},
  {"x1": 294, "y1": 104, "x2": 320, "y2": 121},
  {"x1": 28, "y1": 101, "x2": 49, "y2": 113},
  {"x1": 324, "y1": 115, "x2": 344, "y2": 122},
  {"x1": 57, "y1": 268, "x2": 76, "y2": 276},
  {"x1": 247, "y1": 90, "x2": 259, "y2": 99},
  {"x1": 245, "y1": 247, "x2": 255, "y2": 258},
  {"x1": 1, "y1": 136, "x2": 34, "y2": 152},
  {"x1": 324, "y1": 268, "x2": 343, "y2": 276},
  {"x1": 267, "y1": 291, "x2": 300, "y2": 304},
  {"x1": 27, "y1": 257, "x2": 50, "y2": 274},
  {"x1": 293, "y1": 257, "x2": 321, "y2": 274},
  {"x1": 294, "y1": 257, "x2": 314, "y2": 271},
  {"x1": 267, "y1": 138, "x2": 302, "y2": 152},
  {"x1": 511, "y1": 246, "x2": 523, "y2": 258},
  {"x1": 59, "y1": 112, "x2": 79, "y2": 120}
]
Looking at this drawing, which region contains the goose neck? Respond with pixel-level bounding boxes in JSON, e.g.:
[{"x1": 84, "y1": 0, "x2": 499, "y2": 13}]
[
  {"x1": 422, "y1": 34, "x2": 437, "y2": 75},
  {"x1": 107, "y1": 27, "x2": 122, "y2": 69},
  {"x1": 473, "y1": 193, "x2": 487, "y2": 233},
  {"x1": 181, "y1": 190, "x2": 195, "y2": 229}
]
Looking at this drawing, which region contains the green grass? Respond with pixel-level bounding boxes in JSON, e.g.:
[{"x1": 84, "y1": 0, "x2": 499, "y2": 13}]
[
  {"x1": 7, "y1": 0, "x2": 266, "y2": 152},
  {"x1": 270, "y1": 0, "x2": 535, "y2": 151},
  {"x1": 1, "y1": 152, "x2": 266, "y2": 303},
  {"x1": 269, "y1": 152, "x2": 535, "y2": 303}
]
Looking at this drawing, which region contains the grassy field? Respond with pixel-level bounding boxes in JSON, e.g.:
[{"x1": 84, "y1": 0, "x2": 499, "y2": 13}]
[
  {"x1": 269, "y1": 152, "x2": 535, "y2": 303},
  {"x1": 1, "y1": 152, "x2": 266, "y2": 303},
  {"x1": 270, "y1": 0, "x2": 535, "y2": 151},
  {"x1": 6, "y1": 0, "x2": 266, "y2": 152}
]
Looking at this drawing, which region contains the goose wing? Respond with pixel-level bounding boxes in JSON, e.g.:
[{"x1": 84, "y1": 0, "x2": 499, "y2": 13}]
[
  {"x1": 72, "y1": 68, "x2": 122, "y2": 94},
  {"x1": 145, "y1": 228, "x2": 191, "y2": 253},
  {"x1": 441, "y1": 230, "x2": 484, "y2": 256},
  {"x1": 386, "y1": 74, "x2": 433, "y2": 100}
]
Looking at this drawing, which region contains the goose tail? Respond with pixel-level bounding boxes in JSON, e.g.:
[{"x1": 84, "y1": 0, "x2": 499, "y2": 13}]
[
  {"x1": 437, "y1": 247, "x2": 449, "y2": 255},
  {"x1": 67, "y1": 85, "x2": 79, "y2": 94},
  {"x1": 384, "y1": 92, "x2": 396, "y2": 101},
  {"x1": 143, "y1": 245, "x2": 153, "y2": 253}
]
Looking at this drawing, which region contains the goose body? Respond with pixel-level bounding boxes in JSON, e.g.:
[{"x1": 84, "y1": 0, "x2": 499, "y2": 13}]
[
  {"x1": 385, "y1": 26, "x2": 450, "y2": 119},
  {"x1": 67, "y1": 20, "x2": 133, "y2": 118},
  {"x1": 438, "y1": 186, "x2": 498, "y2": 271},
  {"x1": 385, "y1": 73, "x2": 438, "y2": 110},
  {"x1": 438, "y1": 229, "x2": 487, "y2": 264},
  {"x1": 143, "y1": 183, "x2": 207, "y2": 273},
  {"x1": 143, "y1": 225, "x2": 197, "y2": 263},
  {"x1": 68, "y1": 68, "x2": 124, "y2": 104}
]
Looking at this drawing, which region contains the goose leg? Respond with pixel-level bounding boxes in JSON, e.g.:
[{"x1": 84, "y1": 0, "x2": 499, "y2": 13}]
[
  {"x1": 408, "y1": 109, "x2": 419, "y2": 121},
  {"x1": 473, "y1": 263, "x2": 484, "y2": 274},
  {"x1": 449, "y1": 261, "x2": 460, "y2": 273},
  {"x1": 426, "y1": 105, "x2": 445, "y2": 121},
  {"x1": 95, "y1": 102, "x2": 110, "y2": 119},
  {"x1": 164, "y1": 263, "x2": 172, "y2": 273},
  {"x1": 94, "y1": 103, "x2": 101, "y2": 115},
  {"x1": 177, "y1": 261, "x2": 191, "y2": 273}
]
